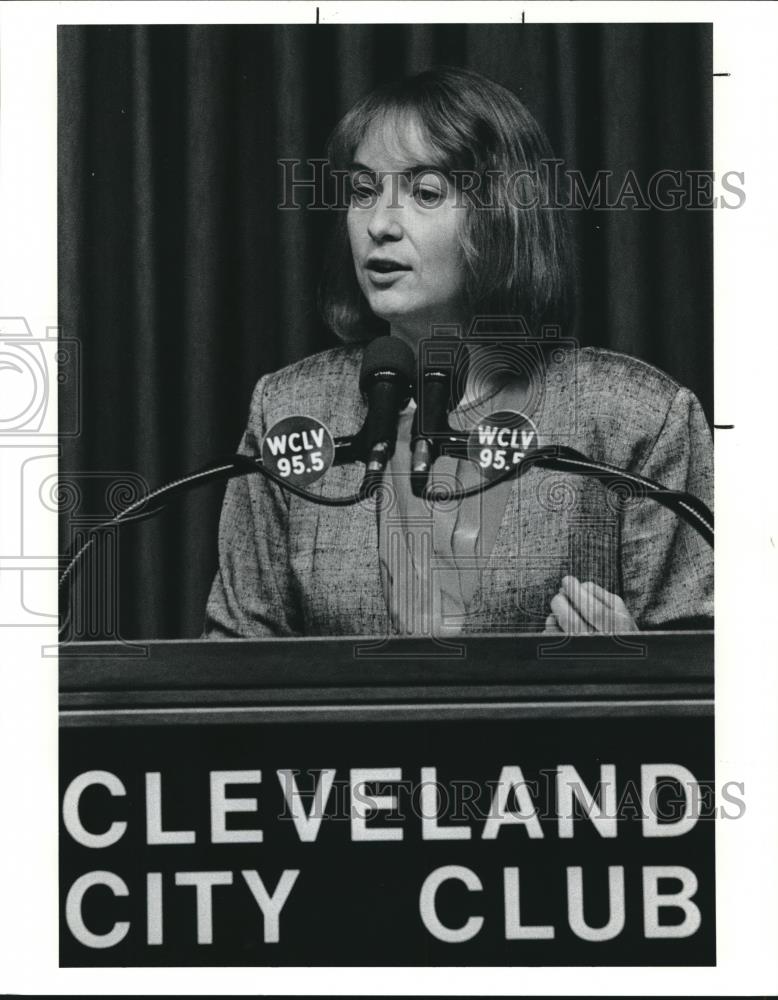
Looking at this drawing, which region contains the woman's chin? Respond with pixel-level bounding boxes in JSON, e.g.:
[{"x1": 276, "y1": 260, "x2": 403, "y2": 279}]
[
  {"x1": 365, "y1": 288, "x2": 410, "y2": 314},
  {"x1": 366, "y1": 302, "x2": 417, "y2": 328}
]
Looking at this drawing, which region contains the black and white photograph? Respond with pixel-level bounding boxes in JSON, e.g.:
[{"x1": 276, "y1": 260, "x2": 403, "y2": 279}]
[
  {"x1": 1, "y1": 1, "x2": 777, "y2": 994},
  {"x1": 58, "y1": 21, "x2": 715, "y2": 643}
]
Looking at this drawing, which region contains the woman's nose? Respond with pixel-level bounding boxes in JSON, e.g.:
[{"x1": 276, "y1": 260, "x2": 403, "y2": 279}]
[{"x1": 366, "y1": 184, "x2": 404, "y2": 242}]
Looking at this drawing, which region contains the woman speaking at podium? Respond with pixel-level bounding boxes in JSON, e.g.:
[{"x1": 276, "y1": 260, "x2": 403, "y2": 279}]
[{"x1": 204, "y1": 67, "x2": 713, "y2": 639}]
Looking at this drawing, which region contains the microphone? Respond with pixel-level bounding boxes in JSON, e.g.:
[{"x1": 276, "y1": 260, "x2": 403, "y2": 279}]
[
  {"x1": 410, "y1": 363, "x2": 454, "y2": 497},
  {"x1": 359, "y1": 336, "x2": 415, "y2": 496}
]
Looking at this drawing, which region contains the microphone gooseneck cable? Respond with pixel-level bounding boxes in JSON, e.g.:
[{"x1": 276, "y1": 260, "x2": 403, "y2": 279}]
[
  {"x1": 58, "y1": 338, "x2": 714, "y2": 636},
  {"x1": 58, "y1": 445, "x2": 713, "y2": 638},
  {"x1": 58, "y1": 441, "x2": 714, "y2": 609}
]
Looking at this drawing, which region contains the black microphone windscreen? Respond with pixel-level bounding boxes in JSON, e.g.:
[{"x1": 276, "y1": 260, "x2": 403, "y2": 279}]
[{"x1": 359, "y1": 335, "x2": 415, "y2": 391}]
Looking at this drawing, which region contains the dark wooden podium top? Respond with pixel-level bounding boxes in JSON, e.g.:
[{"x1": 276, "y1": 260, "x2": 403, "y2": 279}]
[{"x1": 59, "y1": 631, "x2": 713, "y2": 726}]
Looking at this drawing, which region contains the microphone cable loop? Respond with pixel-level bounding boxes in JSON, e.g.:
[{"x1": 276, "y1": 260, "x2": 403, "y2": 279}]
[{"x1": 58, "y1": 444, "x2": 713, "y2": 638}]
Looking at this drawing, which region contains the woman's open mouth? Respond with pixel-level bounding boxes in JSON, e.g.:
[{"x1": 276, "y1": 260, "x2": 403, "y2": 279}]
[{"x1": 366, "y1": 258, "x2": 411, "y2": 285}]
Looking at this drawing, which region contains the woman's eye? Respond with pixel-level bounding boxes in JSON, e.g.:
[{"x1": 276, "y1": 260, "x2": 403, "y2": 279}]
[{"x1": 412, "y1": 185, "x2": 443, "y2": 206}]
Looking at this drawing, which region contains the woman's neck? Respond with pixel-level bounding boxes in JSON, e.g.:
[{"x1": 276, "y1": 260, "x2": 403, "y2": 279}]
[
  {"x1": 388, "y1": 308, "x2": 469, "y2": 358},
  {"x1": 457, "y1": 343, "x2": 531, "y2": 411}
]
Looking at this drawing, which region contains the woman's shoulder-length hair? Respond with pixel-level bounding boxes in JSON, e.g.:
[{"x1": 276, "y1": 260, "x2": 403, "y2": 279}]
[{"x1": 319, "y1": 65, "x2": 574, "y2": 343}]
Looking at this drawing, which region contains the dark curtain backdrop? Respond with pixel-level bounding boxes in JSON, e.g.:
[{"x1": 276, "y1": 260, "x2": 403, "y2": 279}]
[{"x1": 58, "y1": 23, "x2": 712, "y2": 640}]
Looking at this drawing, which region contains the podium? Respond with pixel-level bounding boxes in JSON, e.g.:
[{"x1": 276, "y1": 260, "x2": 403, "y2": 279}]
[{"x1": 60, "y1": 632, "x2": 715, "y2": 967}]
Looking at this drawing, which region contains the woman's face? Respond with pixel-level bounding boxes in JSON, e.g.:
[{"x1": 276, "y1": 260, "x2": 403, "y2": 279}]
[{"x1": 347, "y1": 115, "x2": 469, "y2": 345}]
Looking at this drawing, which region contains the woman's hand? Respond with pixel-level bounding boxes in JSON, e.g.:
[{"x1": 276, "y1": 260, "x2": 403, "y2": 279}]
[{"x1": 543, "y1": 576, "x2": 639, "y2": 633}]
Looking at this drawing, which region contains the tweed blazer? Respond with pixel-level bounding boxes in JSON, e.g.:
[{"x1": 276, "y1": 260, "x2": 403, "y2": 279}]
[{"x1": 204, "y1": 344, "x2": 713, "y2": 637}]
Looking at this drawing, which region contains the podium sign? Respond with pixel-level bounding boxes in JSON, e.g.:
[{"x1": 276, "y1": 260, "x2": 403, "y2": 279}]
[{"x1": 59, "y1": 634, "x2": 715, "y2": 967}]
